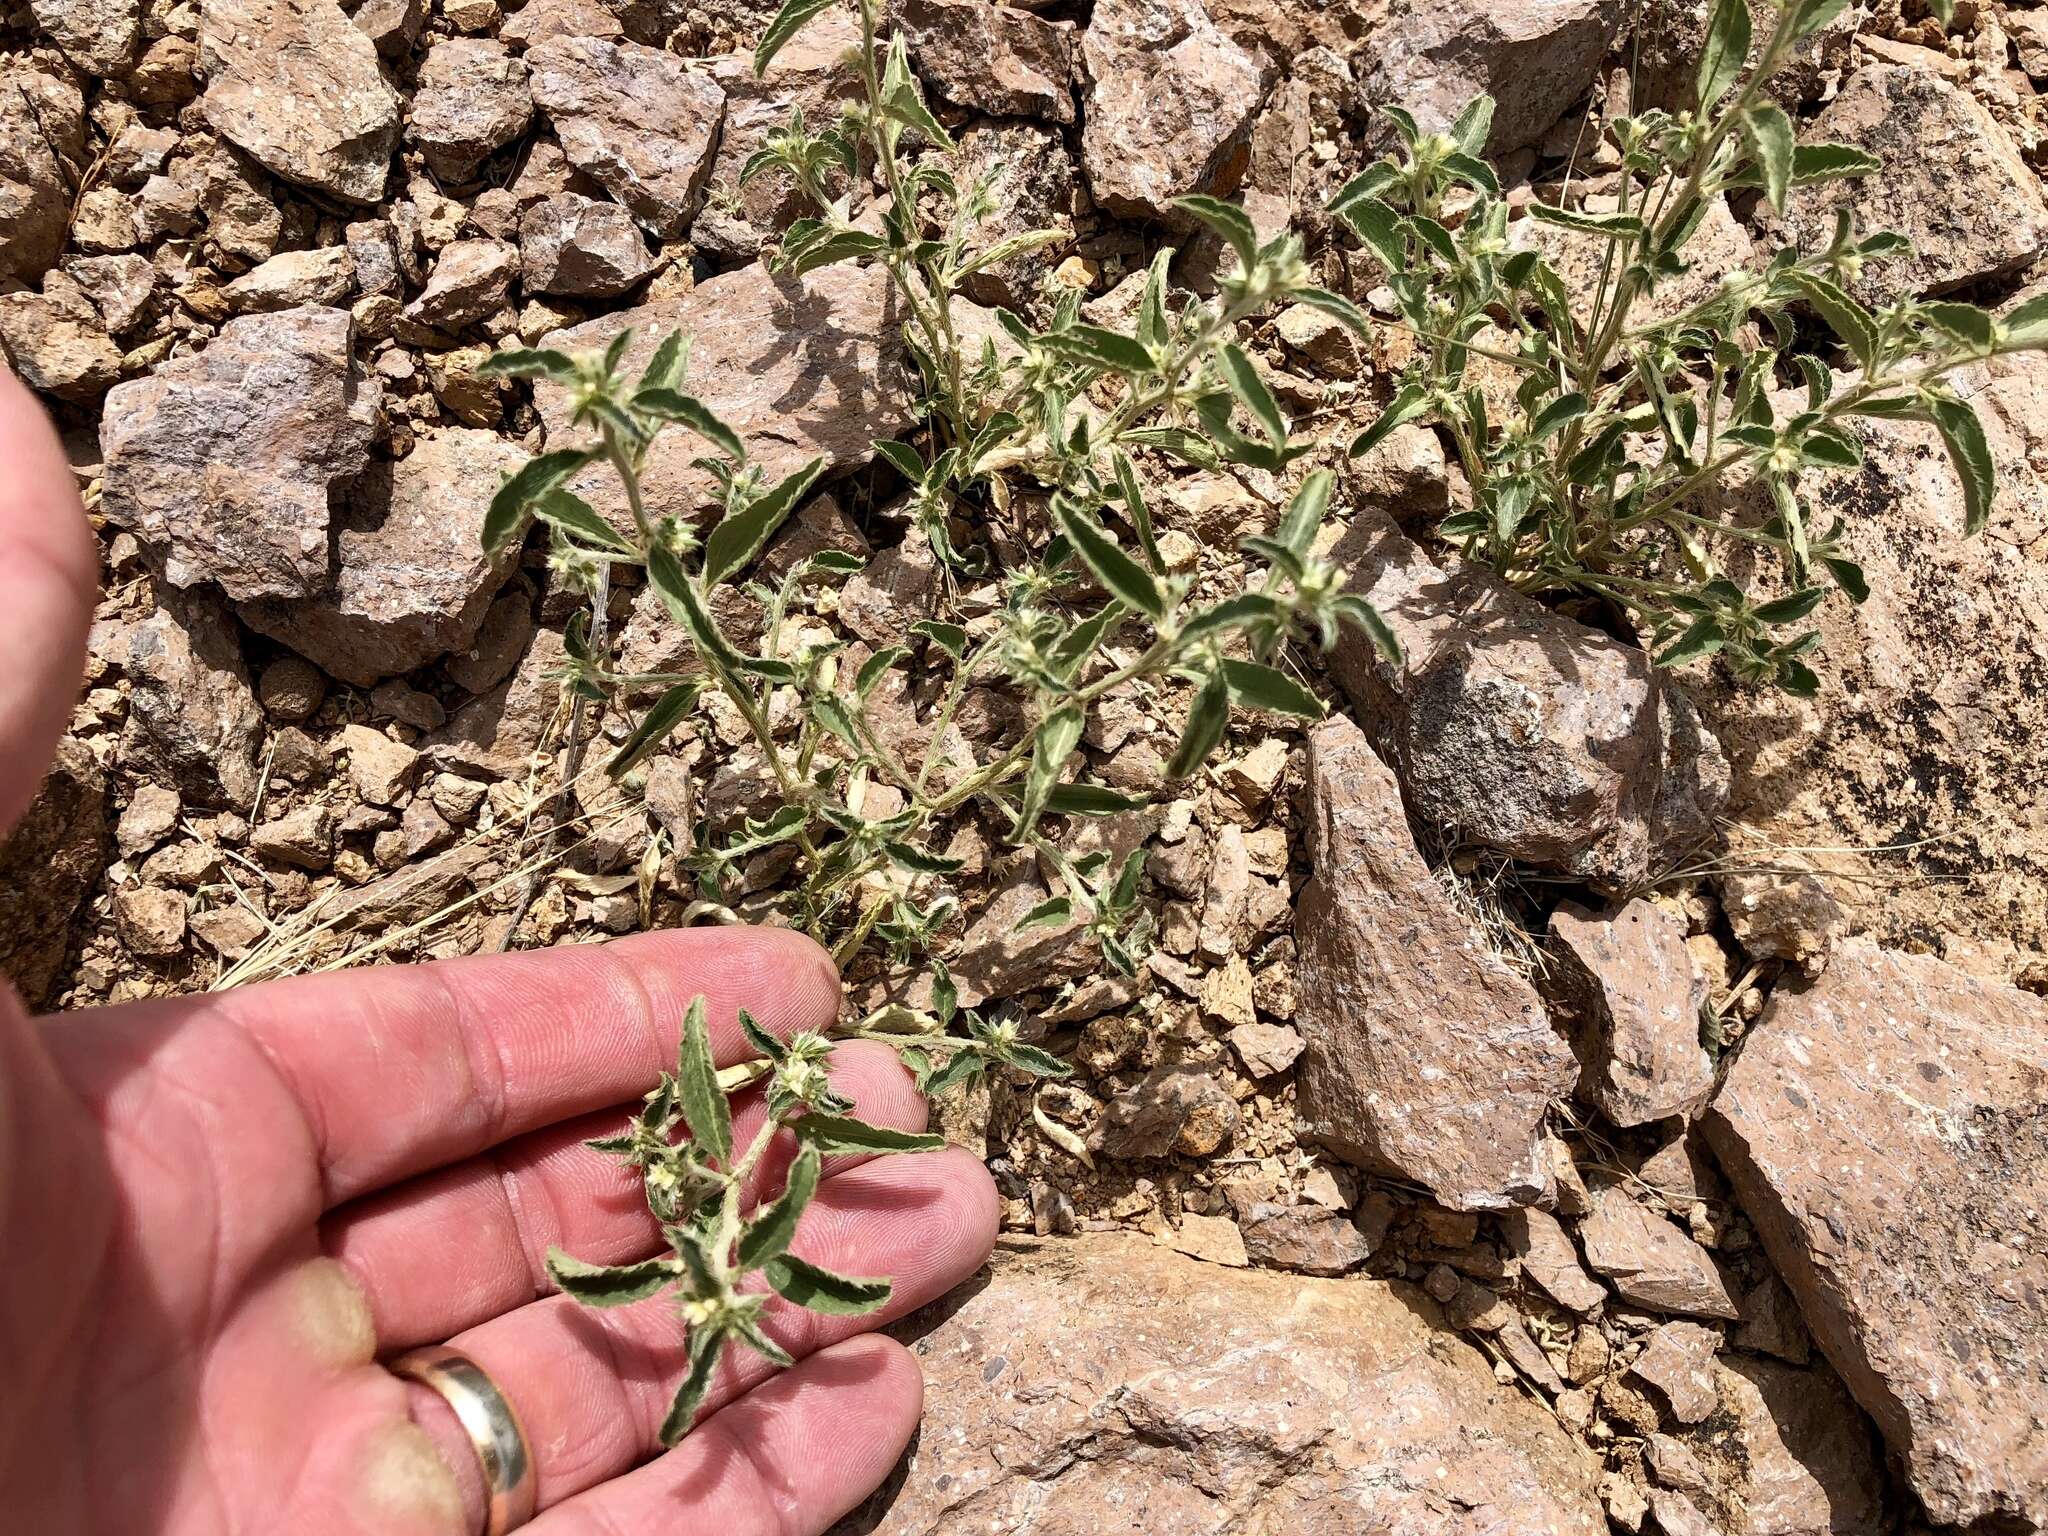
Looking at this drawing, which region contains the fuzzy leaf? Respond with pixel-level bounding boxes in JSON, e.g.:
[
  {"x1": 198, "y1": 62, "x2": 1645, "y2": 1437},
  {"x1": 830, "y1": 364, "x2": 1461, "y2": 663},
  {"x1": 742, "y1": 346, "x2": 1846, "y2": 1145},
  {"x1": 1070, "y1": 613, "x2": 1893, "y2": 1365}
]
[
  {"x1": 1111, "y1": 450, "x2": 1163, "y2": 572},
  {"x1": 1928, "y1": 396, "x2": 1995, "y2": 534},
  {"x1": 1527, "y1": 203, "x2": 1646, "y2": 238},
  {"x1": 1165, "y1": 669, "x2": 1230, "y2": 780},
  {"x1": 649, "y1": 543, "x2": 745, "y2": 670},
  {"x1": 676, "y1": 997, "x2": 732, "y2": 1164},
  {"x1": 1015, "y1": 705, "x2": 1086, "y2": 839},
  {"x1": 485, "y1": 449, "x2": 597, "y2": 554},
  {"x1": 546, "y1": 1248, "x2": 676, "y2": 1307},
  {"x1": 1013, "y1": 895, "x2": 1074, "y2": 934},
  {"x1": 1172, "y1": 194, "x2": 1258, "y2": 269},
  {"x1": 659, "y1": 1327, "x2": 725, "y2": 1446},
  {"x1": 1052, "y1": 499, "x2": 1168, "y2": 620},
  {"x1": 609, "y1": 682, "x2": 704, "y2": 779},
  {"x1": 1289, "y1": 286, "x2": 1372, "y2": 337},
  {"x1": 1217, "y1": 343, "x2": 1287, "y2": 447},
  {"x1": 1220, "y1": 659, "x2": 1324, "y2": 718},
  {"x1": 704, "y1": 457, "x2": 826, "y2": 585},
  {"x1": 754, "y1": 0, "x2": 838, "y2": 74},
  {"x1": 762, "y1": 1253, "x2": 893, "y2": 1315},
  {"x1": 477, "y1": 347, "x2": 577, "y2": 382},
  {"x1": 1697, "y1": 0, "x2": 1751, "y2": 110},
  {"x1": 1275, "y1": 469, "x2": 1333, "y2": 560},
  {"x1": 737, "y1": 1144, "x2": 820, "y2": 1270},
  {"x1": 1742, "y1": 103, "x2": 1796, "y2": 213},
  {"x1": 635, "y1": 389, "x2": 745, "y2": 462},
  {"x1": 1044, "y1": 783, "x2": 1147, "y2": 815},
  {"x1": 788, "y1": 1113, "x2": 945, "y2": 1156},
  {"x1": 1783, "y1": 270, "x2": 1877, "y2": 367},
  {"x1": 1351, "y1": 382, "x2": 1431, "y2": 458}
]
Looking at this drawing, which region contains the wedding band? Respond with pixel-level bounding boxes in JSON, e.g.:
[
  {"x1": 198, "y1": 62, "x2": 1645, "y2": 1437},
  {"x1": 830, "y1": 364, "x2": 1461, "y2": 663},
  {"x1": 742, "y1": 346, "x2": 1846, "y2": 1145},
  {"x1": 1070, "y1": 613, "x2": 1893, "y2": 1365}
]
[{"x1": 391, "y1": 1345, "x2": 537, "y2": 1536}]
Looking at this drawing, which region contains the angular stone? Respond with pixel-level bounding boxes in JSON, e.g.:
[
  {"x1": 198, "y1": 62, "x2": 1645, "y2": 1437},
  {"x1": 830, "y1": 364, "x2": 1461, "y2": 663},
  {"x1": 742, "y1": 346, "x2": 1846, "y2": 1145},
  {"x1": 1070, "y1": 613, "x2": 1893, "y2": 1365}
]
[
  {"x1": 114, "y1": 885, "x2": 188, "y2": 958},
  {"x1": 225, "y1": 246, "x2": 355, "y2": 312},
  {"x1": 425, "y1": 624, "x2": 566, "y2": 777},
  {"x1": 65, "y1": 253, "x2": 160, "y2": 337},
  {"x1": 859, "y1": 1235, "x2": 1604, "y2": 1534},
  {"x1": 31, "y1": 0, "x2": 140, "y2": 77},
  {"x1": 1705, "y1": 1356, "x2": 1885, "y2": 1536},
  {"x1": 1328, "y1": 507, "x2": 1727, "y2": 891},
  {"x1": 0, "y1": 283, "x2": 122, "y2": 401},
  {"x1": 1502, "y1": 1205, "x2": 1607, "y2": 1314},
  {"x1": 1160, "y1": 1212, "x2": 1247, "y2": 1267},
  {"x1": 0, "y1": 741, "x2": 108, "y2": 1009},
  {"x1": 1548, "y1": 898, "x2": 1712, "y2": 1127},
  {"x1": 1237, "y1": 1202, "x2": 1374, "y2": 1275},
  {"x1": 1773, "y1": 63, "x2": 2048, "y2": 302},
  {"x1": 100, "y1": 306, "x2": 380, "y2": 603},
  {"x1": 341, "y1": 724, "x2": 420, "y2": 807},
  {"x1": 237, "y1": 428, "x2": 526, "y2": 686},
  {"x1": 1355, "y1": 0, "x2": 1622, "y2": 155},
  {"x1": 1227, "y1": 1018, "x2": 1302, "y2": 1078},
  {"x1": 1733, "y1": 1273, "x2": 1811, "y2": 1366},
  {"x1": 1626, "y1": 1320, "x2": 1721, "y2": 1425},
  {"x1": 528, "y1": 35, "x2": 725, "y2": 239},
  {"x1": 892, "y1": 0, "x2": 1076, "y2": 123},
  {"x1": 0, "y1": 70, "x2": 86, "y2": 283},
  {"x1": 250, "y1": 803, "x2": 334, "y2": 869},
  {"x1": 696, "y1": 9, "x2": 866, "y2": 264},
  {"x1": 405, "y1": 238, "x2": 517, "y2": 332},
  {"x1": 1079, "y1": 0, "x2": 1267, "y2": 222},
  {"x1": 950, "y1": 119, "x2": 1077, "y2": 313},
  {"x1": 1704, "y1": 941, "x2": 2048, "y2": 1529},
  {"x1": 1095, "y1": 1065, "x2": 1239, "y2": 1160},
  {"x1": 535, "y1": 261, "x2": 914, "y2": 529},
  {"x1": 1294, "y1": 714, "x2": 1574, "y2": 1210},
  {"x1": 411, "y1": 39, "x2": 531, "y2": 183},
  {"x1": 1577, "y1": 1181, "x2": 1737, "y2": 1320},
  {"x1": 200, "y1": 0, "x2": 401, "y2": 204},
  {"x1": 518, "y1": 193, "x2": 655, "y2": 297},
  {"x1": 119, "y1": 591, "x2": 266, "y2": 808}
]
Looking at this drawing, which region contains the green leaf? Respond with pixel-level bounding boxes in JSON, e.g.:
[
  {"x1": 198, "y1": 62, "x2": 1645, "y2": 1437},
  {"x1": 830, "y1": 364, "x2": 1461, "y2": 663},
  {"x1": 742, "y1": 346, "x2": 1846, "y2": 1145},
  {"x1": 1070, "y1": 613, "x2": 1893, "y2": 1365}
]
[
  {"x1": 1038, "y1": 325, "x2": 1156, "y2": 374},
  {"x1": 1351, "y1": 382, "x2": 1431, "y2": 458},
  {"x1": 1753, "y1": 587, "x2": 1827, "y2": 625},
  {"x1": 1928, "y1": 396, "x2": 1995, "y2": 534},
  {"x1": 1221, "y1": 659, "x2": 1324, "y2": 718},
  {"x1": 1784, "y1": 270, "x2": 1877, "y2": 368},
  {"x1": 1165, "y1": 669, "x2": 1230, "y2": 780},
  {"x1": 1697, "y1": 0, "x2": 1751, "y2": 110},
  {"x1": 1333, "y1": 594, "x2": 1401, "y2": 664},
  {"x1": 704, "y1": 456, "x2": 826, "y2": 585},
  {"x1": 754, "y1": 0, "x2": 838, "y2": 74},
  {"x1": 1789, "y1": 142, "x2": 1882, "y2": 184},
  {"x1": 737, "y1": 1144, "x2": 820, "y2": 1270},
  {"x1": 659, "y1": 1326, "x2": 725, "y2": 1446},
  {"x1": 1527, "y1": 203, "x2": 1647, "y2": 238},
  {"x1": 635, "y1": 389, "x2": 745, "y2": 462},
  {"x1": 1052, "y1": 499, "x2": 1168, "y2": 620},
  {"x1": 1290, "y1": 286, "x2": 1372, "y2": 337},
  {"x1": 1921, "y1": 301, "x2": 1995, "y2": 352},
  {"x1": 1658, "y1": 615, "x2": 1725, "y2": 666},
  {"x1": 872, "y1": 438, "x2": 926, "y2": 481},
  {"x1": 484, "y1": 449, "x2": 597, "y2": 554},
  {"x1": 1111, "y1": 450, "x2": 1164, "y2": 572},
  {"x1": 676, "y1": 996, "x2": 732, "y2": 1165},
  {"x1": 911, "y1": 619, "x2": 967, "y2": 658},
  {"x1": 1275, "y1": 469, "x2": 1334, "y2": 560},
  {"x1": 881, "y1": 840, "x2": 964, "y2": 876},
  {"x1": 787, "y1": 1113, "x2": 945, "y2": 1156},
  {"x1": 1528, "y1": 392, "x2": 1588, "y2": 438},
  {"x1": 2003, "y1": 289, "x2": 2048, "y2": 346},
  {"x1": 1044, "y1": 783, "x2": 1148, "y2": 815},
  {"x1": 1742, "y1": 103, "x2": 1796, "y2": 214},
  {"x1": 477, "y1": 347, "x2": 576, "y2": 382},
  {"x1": 649, "y1": 543, "x2": 745, "y2": 670},
  {"x1": 1217, "y1": 343, "x2": 1288, "y2": 447},
  {"x1": 741, "y1": 1009, "x2": 788, "y2": 1063},
  {"x1": 638, "y1": 329, "x2": 690, "y2": 394},
  {"x1": 1013, "y1": 895, "x2": 1074, "y2": 934},
  {"x1": 1441, "y1": 151, "x2": 1499, "y2": 198},
  {"x1": 609, "y1": 682, "x2": 704, "y2": 778},
  {"x1": 545, "y1": 1248, "x2": 676, "y2": 1307},
  {"x1": 534, "y1": 488, "x2": 636, "y2": 555},
  {"x1": 761, "y1": 1253, "x2": 892, "y2": 1316},
  {"x1": 855, "y1": 645, "x2": 906, "y2": 698},
  {"x1": 1332, "y1": 192, "x2": 1406, "y2": 272},
  {"x1": 1172, "y1": 194, "x2": 1258, "y2": 269},
  {"x1": 1015, "y1": 705, "x2": 1086, "y2": 839},
  {"x1": 1448, "y1": 94, "x2": 1494, "y2": 156},
  {"x1": 1178, "y1": 592, "x2": 1285, "y2": 645}
]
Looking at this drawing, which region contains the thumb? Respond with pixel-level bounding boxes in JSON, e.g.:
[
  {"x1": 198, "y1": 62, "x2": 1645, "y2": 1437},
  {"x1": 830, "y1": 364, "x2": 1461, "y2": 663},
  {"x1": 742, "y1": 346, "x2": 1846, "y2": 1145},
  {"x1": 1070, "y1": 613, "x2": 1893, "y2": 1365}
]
[{"x1": 0, "y1": 369, "x2": 97, "y2": 839}]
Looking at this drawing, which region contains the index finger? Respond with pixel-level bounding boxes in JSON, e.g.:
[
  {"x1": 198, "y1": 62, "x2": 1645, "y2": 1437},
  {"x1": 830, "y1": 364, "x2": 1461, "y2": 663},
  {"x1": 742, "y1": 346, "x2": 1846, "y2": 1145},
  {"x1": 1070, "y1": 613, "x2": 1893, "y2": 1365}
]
[{"x1": 54, "y1": 926, "x2": 842, "y2": 1208}]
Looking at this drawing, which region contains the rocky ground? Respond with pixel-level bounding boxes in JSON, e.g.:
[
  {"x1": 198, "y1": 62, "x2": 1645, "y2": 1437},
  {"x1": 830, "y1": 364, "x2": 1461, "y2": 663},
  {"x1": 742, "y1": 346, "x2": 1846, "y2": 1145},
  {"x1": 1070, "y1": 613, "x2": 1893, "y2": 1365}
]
[{"x1": 5, "y1": 0, "x2": 2048, "y2": 1531}]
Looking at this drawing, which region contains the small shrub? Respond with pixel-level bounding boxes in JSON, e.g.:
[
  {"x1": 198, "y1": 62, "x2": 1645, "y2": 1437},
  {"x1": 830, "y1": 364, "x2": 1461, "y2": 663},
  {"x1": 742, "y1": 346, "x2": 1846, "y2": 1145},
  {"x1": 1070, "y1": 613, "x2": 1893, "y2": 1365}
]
[{"x1": 476, "y1": 0, "x2": 2046, "y2": 1437}]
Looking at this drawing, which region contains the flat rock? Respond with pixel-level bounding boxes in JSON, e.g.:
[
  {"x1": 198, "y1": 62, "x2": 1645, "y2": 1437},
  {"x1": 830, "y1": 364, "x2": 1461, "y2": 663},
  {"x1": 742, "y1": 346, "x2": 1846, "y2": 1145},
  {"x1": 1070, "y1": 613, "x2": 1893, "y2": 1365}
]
[
  {"x1": 1691, "y1": 1355, "x2": 1886, "y2": 1536},
  {"x1": 0, "y1": 741, "x2": 108, "y2": 1009},
  {"x1": 1293, "y1": 714, "x2": 1575, "y2": 1210},
  {"x1": 100, "y1": 305, "x2": 380, "y2": 603},
  {"x1": 1771, "y1": 62, "x2": 2048, "y2": 303},
  {"x1": 237, "y1": 428, "x2": 526, "y2": 686},
  {"x1": 426, "y1": 624, "x2": 566, "y2": 777},
  {"x1": 842, "y1": 1234, "x2": 1604, "y2": 1534},
  {"x1": 1355, "y1": 0, "x2": 1622, "y2": 155},
  {"x1": 225, "y1": 246, "x2": 355, "y2": 313},
  {"x1": 31, "y1": 0, "x2": 140, "y2": 77},
  {"x1": 1548, "y1": 898, "x2": 1713, "y2": 1127},
  {"x1": 1627, "y1": 1320, "x2": 1721, "y2": 1425},
  {"x1": 891, "y1": 0, "x2": 1076, "y2": 123},
  {"x1": 200, "y1": 0, "x2": 401, "y2": 203},
  {"x1": 1704, "y1": 940, "x2": 2048, "y2": 1529},
  {"x1": 410, "y1": 38, "x2": 532, "y2": 183},
  {"x1": 535, "y1": 261, "x2": 914, "y2": 529},
  {"x1": 1, "y1": 70, "x2": 86, "y2": 282},
  {"x1": 0, "y1": 282, "x2": 122, "y2": 401},
  {"x1": 518, "y1": 192, "x2": 655, "y2": 297},
  {"x1": 528, "y1": 35, "x2": 724, "y2": 238},
  {"x1": 405, "y1": 238, "x2": 517, "y2": 332},
  {"x1": 118, "y1": 591, "x2": 266, "y2": 809},
  {"x1": 1094, "y1": 1065, "x2": 1239, "y2": 1160},
  {"x1": 1328, "y1": 507, "x2": 1728, "y2": 891},
  {"x1": 1236, "y1": 1202, "x2": 1374, "y2": 1275},
  {"x1": 1577, "y1": 1180, "x2": 1737, "y2": 1319},
  {"x1": 1502, "y1": 1205, "x2": 1607, "y2": 1313},
  {"x1": 1079, "y1": 0, "x2": 1267, "y2": 222}
]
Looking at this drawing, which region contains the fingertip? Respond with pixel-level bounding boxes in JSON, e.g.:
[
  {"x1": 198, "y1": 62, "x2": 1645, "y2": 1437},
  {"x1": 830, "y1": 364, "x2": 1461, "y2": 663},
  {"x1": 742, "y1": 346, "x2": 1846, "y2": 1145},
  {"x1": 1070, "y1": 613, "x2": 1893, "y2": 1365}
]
[
  {"x1": 935, "y1": 1145, "x2": 1003, "y2": 1267},
  {"x1": 608, "y1": 923, "x2": 843, "y2": 1041}
]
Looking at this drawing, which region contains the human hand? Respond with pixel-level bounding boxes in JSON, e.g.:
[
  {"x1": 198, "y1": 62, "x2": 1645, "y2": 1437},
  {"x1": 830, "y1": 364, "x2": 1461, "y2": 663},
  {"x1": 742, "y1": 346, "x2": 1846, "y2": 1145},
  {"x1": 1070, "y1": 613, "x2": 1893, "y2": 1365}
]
[{"x1": 0, "y1": 367, "x2": 1000, "y2": 1535}]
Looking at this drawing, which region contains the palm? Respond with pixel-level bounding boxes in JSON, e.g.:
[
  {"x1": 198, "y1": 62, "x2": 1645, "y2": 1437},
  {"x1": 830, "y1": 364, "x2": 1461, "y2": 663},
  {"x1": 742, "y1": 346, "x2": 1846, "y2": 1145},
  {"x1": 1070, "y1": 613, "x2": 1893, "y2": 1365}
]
[{"x1": 0, "y1": 369, "x2": 996, "y2": 1535}]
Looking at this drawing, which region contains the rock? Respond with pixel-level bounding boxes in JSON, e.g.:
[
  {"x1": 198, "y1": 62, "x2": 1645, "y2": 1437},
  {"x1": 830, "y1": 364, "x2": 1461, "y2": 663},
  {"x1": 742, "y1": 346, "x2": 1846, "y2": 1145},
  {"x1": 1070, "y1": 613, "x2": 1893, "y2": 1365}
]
[
  {"x1": 258, "y1": 656, "x2": 328, "y2": 721},
  {"x1": 528, "y1": 35, "x2": 725, "y2": 238},
  {"x1": 349, "y1": 0, "x2": 422, "y2": 53},
  {"x1": 225, "y1": 247, "x2": 355, "y2": 312},
  {"x1": 1733, "y1": 1274, "x2": 1811, "y2": 1367},
  {"x1": 1577, "y1": 1181, "x2": 1737, "y2": 1320},
  {"x1": 115, "y1": 783, "x2": 182, "y2": 857},
  {"x1": 534, "y1": 261, "x2": 914, "y2": 530},
  {"x1": 951, "y1": 119, "x2": 1076, "y2": 312},
  {"x1": 1626, "y1": 1320, "x2": 1721, "y2": 1425},
  {"x1": 341, "y1": 724, "x2": 420, "y2": 807},
  {"x1": 1645, "y1": 1488, "x2": 1714, "y2": 1536},
  {"x1": 1355, "y1": 0, "x2": 1622, "y2": 155},
  {"x1": 1227, "y1": 1018, "x2": 1302, "y2": 1077},
  {"x1": 1160, "y1": 1212, "x2": 1247, "y2": 1266},
  {"x1": 1236, "y1": 1202, "x2": 1374, "y2": 1275},
  {"x1": 1196, "y1": 822, "x2": 1249, "y2": 962},
  {"x1": 838, "y1": 531, "x2": 941, "y2": 648},
  {"x1": 1547, "y1": 899, "x2": 1713, "y2": 1127},
  {"x1": 250, "y1": 803, "x2": 334, "y2": 869},
  {"x1": 199, "y1": 0, "x2": 401, "y2": 203},
  {"x1": 1094, "y1": 1065, "x2": 1238, "y2": 1160},
  {"x1": 518, "y1": 193, "x2": 655, "y2": 297},
  {"x1": 891, "y1": 0, "x2": 1076, "y2": 123},
  {"x1": 1294, "y1": 715, "x2": 1575, "y2": 1210},
  {"x1": 1, "y1": 70, "x2": 85, "y2": 282},
  {"x1": 31, "y1": 0, "x2": 139, "y2": 77},
  {"x1": 856, "y1": 1235, "x2": 1603, "y2": 1534},
  {"x1": 65, "y1": 254, "x2": 159, "y2": 338},
  {"x1": 0, "y1": 742, "x2": 108, "y2": 1008},
  {"x1": 100, "y1": 305, "x2": 381, "y2": 604},
  {"x1": 405, "y1": 239, "x2": 517, "y2": 332},
  {"x1": 119, "y1": 592, "x2": 266, "y2": 808},
  {"x1": 948, "y1": 869, "x2": 1090, "y2": 1005},
  {"x1": 1770, "y1": 63, "x2": 2048, "y2": 303},
  {"x1": 130, "y1": 36, "x2": 201, "y2": 106},
  {"x1": 1715, "y1": 869, "x2": 1844, "y2": 975},
  {"x1": 0, "y1": 283, "x2": 122, "y2": 401},
  {"x1": 445, "y1": 591, "x2": 535, "y2": 694},
  {"x1": 1198, "y1": 953, "x2": 1256, "y2": 1028},
  {"x1": 696, "y1": 9, "x2": 866, "y2": 264},
  {"x1": 237, "y1": 428, "x2": 526, "y2": 686},
  {"x1": 114, "y1": 885, "x2": 188, "y2": 959},
  {"x1": 1501, "y1": 1205, "x2": 1607, "y2": 1314},
  {"x1": 1704, "y1": 1356, "x2": 1885, "y2": 1536},
  {"x1": 1515, "y1": 194, "x2": 1752, "y2": 330},
  {"x1": 1078, "y1": 0, "x2": 1268, "y2": 222},
  {"x1": 1703, "y1": 941, "x2": 2048, "y2": 1529},
  {"x1": 410, "y1": 39, "x2": 531, "y2": 183},
  {"x1": 1328, "y1": 507, "x2": 1727, "y2": 891},
  {"x1": 425, "y1": 623, "x2": 566, "y2": 776}
]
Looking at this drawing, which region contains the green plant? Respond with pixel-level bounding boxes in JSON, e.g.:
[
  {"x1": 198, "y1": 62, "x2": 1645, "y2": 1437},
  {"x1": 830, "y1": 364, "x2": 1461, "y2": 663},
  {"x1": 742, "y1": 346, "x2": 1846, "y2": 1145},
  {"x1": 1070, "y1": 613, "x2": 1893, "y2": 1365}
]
[{"x1": 1331, "y1": 0, "x2": 2048, "y2": 690}]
